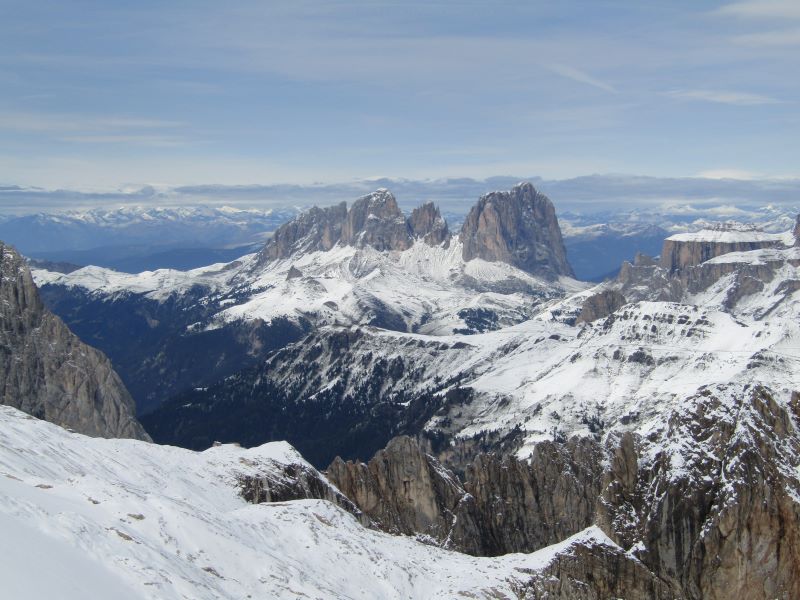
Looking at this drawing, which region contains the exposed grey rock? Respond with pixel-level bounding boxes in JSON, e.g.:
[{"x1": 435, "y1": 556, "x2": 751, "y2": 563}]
[
  {"x1": 327, "y1": 435, "x2": 602, "y2": 557},
  {"x1": 256, "y1": 202, "x2": 347, "y2": 266},
  {"x1": 237, "y1": 460, "x2": 365, "y2": 522},
  {"x1": 256, "y1": 190, "x2": 450, "y2": 266},
  {"x1": 460, "y1": 182, "x2": 574, "y2": 279},
  {"x1": 408, "y1": 202, "x2": 449, "y2": 246},
  {"x1": 520, "y1": 539, "x2": 680, "y2": 599},
  {"x1": 341, "y1": 189, "x2": 413, "y2": 251},
  {"x1": 598, "y1": 385, "x2": 800, "y2": 600},
  {"x1": 327, "y1": 436, "x2": 464, "y2": 540},
  {"x1": 659, "y1": 231, "x2": 782, "y2": 273},
  {"x1": 0, "y1": 242, "x2": 149, "y2": 440},
  {"x1": 576, "y1": 289, "x2": 627, "y2": 324},
  {"x1": 794, "y1": 214, "x2": 800, "y2": 246},
  {"x1": 286, "y1": 265, "x2": 303, "y2": 280}
]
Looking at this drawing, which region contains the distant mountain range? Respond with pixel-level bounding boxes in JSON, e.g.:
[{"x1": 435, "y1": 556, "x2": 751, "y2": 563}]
[{"x1": 6, "y1": 180, "x2": 800, "y2": 599}]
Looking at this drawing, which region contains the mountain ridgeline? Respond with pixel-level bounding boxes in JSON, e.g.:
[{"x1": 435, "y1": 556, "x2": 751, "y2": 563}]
[{"x1": 256, "y1": 182, "x2": 572, "y2": 279}]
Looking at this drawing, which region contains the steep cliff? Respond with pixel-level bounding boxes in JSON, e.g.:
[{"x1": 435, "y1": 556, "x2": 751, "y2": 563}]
[
  {"x1": 256, "y1": 190, "x2": 452, "y2": 267},
  {"x1": 340, "y1": 189, "x2": 413, "y2": 251},
  {"x1": 659, "y1": 226, "x2": 785, "y2": 272},
  {"x1": 256, "y1": 201, "x2": 347, "y2": 266},
  {"x1": 408, "y1": 202, "x2": 449, "y2": 246},
  {"x1": 460, "y1": 182, "x2": 574, "y2": 279},
  {"x1": 0, "y1": 242, "x2": 149, "y2": 440},
  {"x1": 575, "y1": 289, "x2": 627, "y2": 323},
  {"x1": 328, "y1": 383, "x2": 800, "y2": 599}
]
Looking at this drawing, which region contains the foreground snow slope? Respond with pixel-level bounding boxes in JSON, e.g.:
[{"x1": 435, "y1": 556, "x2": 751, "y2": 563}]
[{"x1": 0, "y1": 405, "x2": 615, "y2": 600}]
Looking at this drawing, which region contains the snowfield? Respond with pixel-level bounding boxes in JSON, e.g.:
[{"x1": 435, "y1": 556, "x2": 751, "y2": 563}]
[{"x1": 0, "y1": 405, "x2": 618, "y2": 600}]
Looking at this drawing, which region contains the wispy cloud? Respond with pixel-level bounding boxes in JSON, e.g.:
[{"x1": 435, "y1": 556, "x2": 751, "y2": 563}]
[
  {"x1": 716, "y1": 0, "x2": 800, "y2": 20},
  {"x1": 544, "y1": 63, "x2": 616, "y2": 93},
  {"x1": 59, "y1": 134, "x2": 186, "y2": 147},
  {"x1": 734, "y1": 27, "x2": 800, "y2": 45},
  {"x1": 696, "y1": 169, "x2": 761, "y2": 180},
  {"x1": 0, "y1": 111, "x2": 183, "y2": 134},
  {"x1": 666, "y1": 89, "x2": 783, "y2": 106}
]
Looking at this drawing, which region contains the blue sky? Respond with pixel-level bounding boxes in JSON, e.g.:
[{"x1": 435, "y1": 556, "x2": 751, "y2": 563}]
[{"x1": 0, "y1": 0, "x2": 798, "y2": 190}]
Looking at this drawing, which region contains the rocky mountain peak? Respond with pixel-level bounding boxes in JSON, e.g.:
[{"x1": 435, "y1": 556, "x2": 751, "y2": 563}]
[
  {"x1": 341, "y1": 189, "x2": 412, "y2": 251},
  {"x1": 459, "y1": 182, "x2": 574, "y2": 279},
  {"x1": 0, "y1": 241, "x2": 149, "y2": 440},
  {"x1": 257, "y1": 201, "x2": 347, "y2": 265},
  {"x1": 408, "y1": 202, "x2": 449, "y2": 246},
  {"x1": 256, "y1": 189, "x2": 456, "y2": 265}
]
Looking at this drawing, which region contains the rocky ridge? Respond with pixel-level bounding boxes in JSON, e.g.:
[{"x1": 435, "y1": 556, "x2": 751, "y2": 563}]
[
  {"x1": 0, "y1": 241, "x2": 149, "y2": 440},
  {"x1": 326, "y1": 382, "x2": 800, "y2": 599},
  {"x1": 255, "y1": 189, "x2": 448, "y2": 268}
]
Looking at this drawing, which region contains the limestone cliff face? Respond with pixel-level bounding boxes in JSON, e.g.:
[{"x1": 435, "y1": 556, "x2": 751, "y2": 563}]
[
  {"x1": 327, "y1": 435, "x2": 601, "y2": 557},
  {"x1": 256, "y1": 190, "x2": 451, "y2": 267},
  {"x1": 576, "y1": 290, "x2": 627, "y2": 324},
  {"x1": 327, "y1": 436, "x2": 464, "y2": 539},
  {"x1": 599, "y1": 386, "x2": 800, "y2": 600},
  {"x1": 256, "y1": 202, "x2": 347, "y2": 265},
  {"x1": 794, "y1": 215, "x2": 800, "y2": 246},
  {"x1": 408, "y1": 202, "x2": 449, "y2": 246},
  {"x1": 340, "y1": 189, "x2": 413, "y2": 251},
  {"x1": 659, "y1": 230, "x2": 782, "y2": 273},
  {"x1": 460, "y1": 182, "x2": 574, "y2": 279},
  {"x1": 328, "y1": 383, "x2": 800, "y2": 599},
  {"x1": 0, "y1": 242, "x2": 149, "y2": 440}
]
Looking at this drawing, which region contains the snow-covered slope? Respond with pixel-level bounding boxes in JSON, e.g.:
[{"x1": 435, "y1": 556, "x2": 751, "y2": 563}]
[
  {"x1": 34, "y1": 239, "x2": 584, "y2": 336},
  {"x1": 0, "y1": 405, "x2": 621, "y2": 599},
  {"x1": 145, "y1": 221, "x2": 800, "y2": 465}
]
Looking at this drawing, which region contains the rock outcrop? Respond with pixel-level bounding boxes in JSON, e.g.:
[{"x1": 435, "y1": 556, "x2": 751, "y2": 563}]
[
  {"x1": 328, "y1": 383, "x2": 800, "y2": 599},
  {"x1": 408, "y1": 202, "x2": 449, "y2": 246},
  {"x1": 238, "y1": 459, "x2": 364, "y2": 521},
  {"x1": 257, "y1": 202, "x2": 347, "y2": 266},
  {"x1": 340, "y1": 189, "x2": 413, "y2": 251},
  {"x1": 327, "y1": 435, "x2": 602, "y2": 557},
  {"x1": 256, "y1": 190, "x2": 451, "y2": 267},
  {"x1": 327, "y1": 436, "x2": 464, "y2": 540},
  {"x1": 576, "y1": 289, "x2": 627, "y2": 324},
  {"x1": 460, "y1": 182, "x2": 574, "y2": 279},
  {"x1": 659, "y1": 226, "x2": 784, "y2": 273},
  {"x1": 599, "y1": 385, "x2": 800, "y2": 600},
  {"x1": 794, "y1": 215, "x2": 800, "y2": 246},
  {"x1": 0, "y1": 242, "x2": 149, "y2": 440}
]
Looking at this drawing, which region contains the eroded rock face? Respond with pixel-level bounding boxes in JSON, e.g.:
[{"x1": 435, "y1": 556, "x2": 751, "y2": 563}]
[
  {"x1": 408, "y1": 202, "x2": 449, "y2": 246},
  {"x1": 341, "y1": 189, "x2": 413, "y2": 251},
  {"x1": 523, "y1": 539, "x2": 680, "y2": 600},
  {"x1": 659, "y1": 232, "x2": 782, "y2": 273},
  {"x1": 256, "y1": 190, "x2": 454, "y2": 267},
  {"x1": 599, "y1": 385, "x2": 800, "y2": 600},
  {"x1": 238, "y1": 461, "x2": 364, "y2": 521},
  {"x1": 460, "y1": 182, "x2": 574, "y2": 279},
  {"x1": 328, "y1": 384, "x2": 800, "y2": 599},
  {"x1": 327, "y1": 435, "x2": 602, "y2": 557},
  {"x1": 258, "y1": 202, "x2": 347, "y2": 265},
  {"x1": 576, "y1": 290, "x2": 627, "y2": 324},
  {"x1": 327, "y1": 436, "x2": 465, "y2": 540},
  {"x1": 0, "y1": 242, "x2": 149, "y2": 440}
]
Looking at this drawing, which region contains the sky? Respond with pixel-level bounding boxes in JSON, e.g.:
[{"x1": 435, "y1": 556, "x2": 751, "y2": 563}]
[{"x1": 0, "y1": 0, "x2": 798, "y2": 192}]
